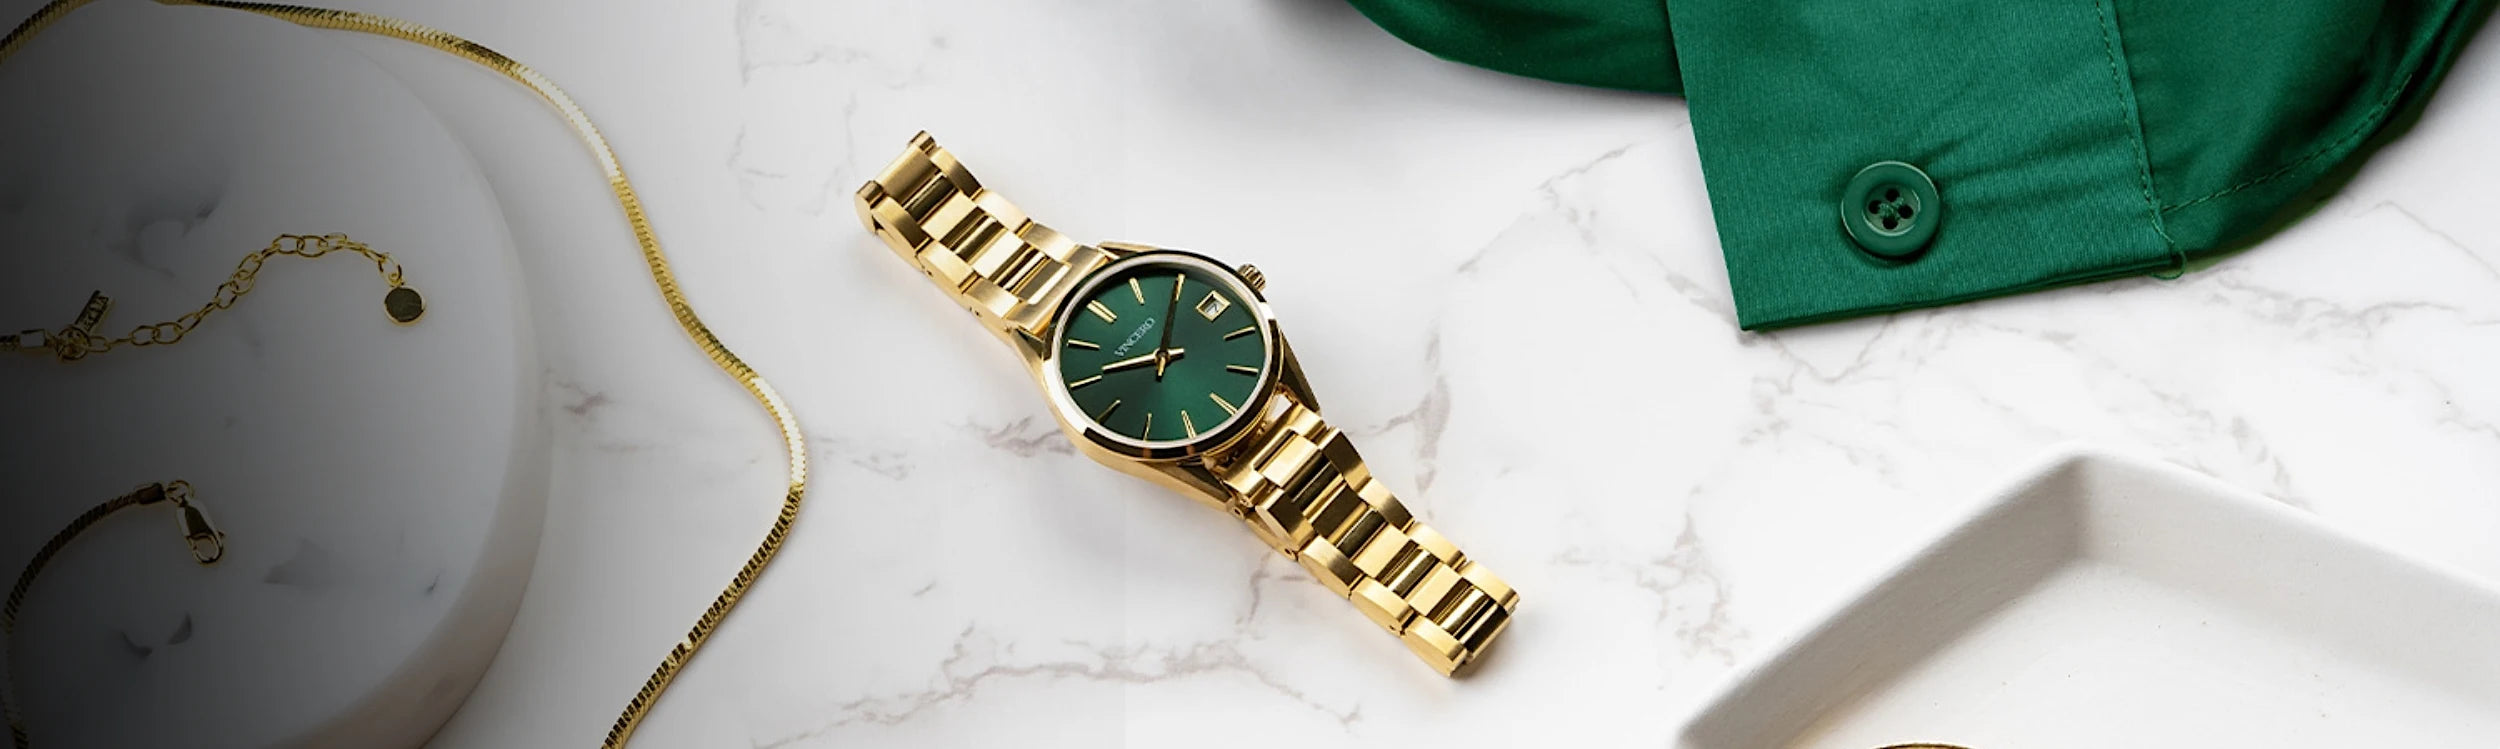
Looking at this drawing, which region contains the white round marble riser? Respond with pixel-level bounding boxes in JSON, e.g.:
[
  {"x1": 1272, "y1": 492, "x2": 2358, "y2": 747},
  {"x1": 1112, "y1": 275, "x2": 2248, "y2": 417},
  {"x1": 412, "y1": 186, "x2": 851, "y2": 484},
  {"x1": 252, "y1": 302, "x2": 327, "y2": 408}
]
[{"x1": 0, "y1": 4, "x2": 543, "y2": 748}]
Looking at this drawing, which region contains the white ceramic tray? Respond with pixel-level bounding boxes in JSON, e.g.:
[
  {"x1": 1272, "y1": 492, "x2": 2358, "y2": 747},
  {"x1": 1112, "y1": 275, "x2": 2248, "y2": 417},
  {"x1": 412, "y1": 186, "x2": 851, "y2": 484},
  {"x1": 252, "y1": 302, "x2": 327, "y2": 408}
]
[{"x1": 1678, "y1": 447, "x2": 2500, "y2": 749}]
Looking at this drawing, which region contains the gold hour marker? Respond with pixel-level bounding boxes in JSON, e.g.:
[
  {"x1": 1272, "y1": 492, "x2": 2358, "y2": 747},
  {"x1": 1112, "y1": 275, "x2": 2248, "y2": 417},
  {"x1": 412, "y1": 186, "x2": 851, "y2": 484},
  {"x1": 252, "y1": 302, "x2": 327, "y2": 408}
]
[
  {"x1": 1068, "y1": 339, "x2": 1100, "y2": 350},
  {"x1": 1086, "y1": 300, "x2": 1117, "y2": 323},
  {"x1": 1208, "y1": 392, "x2": 1239, "y2": 416},
  {"x1": 1173, "y1": 273, "x2": 1186, "y2": 301},
  {"x1": 1142, "y1": 412, "x2": 1153, "y2": 439},
  {"x1": 1224, "y1": 325, "x2": 1256, "y2": 340},
  {"x1": 1068, "y1": 375, "x2": 1102, "y2": 389},
  {"x1": 1129, "y1": 277, "x2": 1145, "y2": 305},
  {"x1": 1181, "y1": 410, "x2": 1197, "y2": 438},
  {"x1": 1225, "y1": 365, "x2": 1258, "y2": 376},
  {"x1": 1095, "y1": 399, "x2": 1121, "y2": 422}
]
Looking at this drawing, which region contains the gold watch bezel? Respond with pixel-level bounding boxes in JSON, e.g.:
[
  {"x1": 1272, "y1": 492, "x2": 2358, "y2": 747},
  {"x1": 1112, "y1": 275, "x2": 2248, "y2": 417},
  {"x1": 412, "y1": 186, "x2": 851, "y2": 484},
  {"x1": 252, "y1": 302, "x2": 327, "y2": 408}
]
[{"x1": 1040, "y1": 249, "x2": 1281, "y2": 462}]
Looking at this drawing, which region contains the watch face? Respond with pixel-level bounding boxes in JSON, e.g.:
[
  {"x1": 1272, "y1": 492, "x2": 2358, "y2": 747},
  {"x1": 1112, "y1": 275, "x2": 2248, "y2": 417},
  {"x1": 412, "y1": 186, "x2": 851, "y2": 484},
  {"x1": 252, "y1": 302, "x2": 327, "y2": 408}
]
[{"x1": 1053, "y1": 255, "x2": 1269, "y2": 447}]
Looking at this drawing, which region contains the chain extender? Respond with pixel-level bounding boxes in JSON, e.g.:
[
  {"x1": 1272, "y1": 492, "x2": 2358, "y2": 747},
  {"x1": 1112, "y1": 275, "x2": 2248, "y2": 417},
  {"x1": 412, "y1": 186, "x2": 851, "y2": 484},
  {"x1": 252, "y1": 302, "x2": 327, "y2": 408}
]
[{"x1": 2, "y1": 234, "x2": 422, "y2": 362}]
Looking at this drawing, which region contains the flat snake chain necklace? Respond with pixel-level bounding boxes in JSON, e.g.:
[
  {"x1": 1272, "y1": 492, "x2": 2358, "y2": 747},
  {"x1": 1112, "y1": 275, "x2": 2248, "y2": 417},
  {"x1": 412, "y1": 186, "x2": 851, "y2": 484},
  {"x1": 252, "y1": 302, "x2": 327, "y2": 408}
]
[{"x1": 0, "y1": 2, "x2": 812, "y2": 747}]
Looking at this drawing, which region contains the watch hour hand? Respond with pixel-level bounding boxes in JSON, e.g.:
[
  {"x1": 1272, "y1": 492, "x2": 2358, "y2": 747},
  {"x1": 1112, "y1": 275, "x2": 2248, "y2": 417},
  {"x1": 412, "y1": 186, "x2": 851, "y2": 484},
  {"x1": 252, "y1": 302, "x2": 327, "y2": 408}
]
[{"x1": 1102, "y1": 352, "x2": 1158, "y2": 373}]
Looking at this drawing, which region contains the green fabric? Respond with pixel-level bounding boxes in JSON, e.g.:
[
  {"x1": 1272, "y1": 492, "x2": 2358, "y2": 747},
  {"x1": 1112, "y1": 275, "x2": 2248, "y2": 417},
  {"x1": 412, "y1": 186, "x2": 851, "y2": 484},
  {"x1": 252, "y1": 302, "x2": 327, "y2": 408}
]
[
  {"x1": 1348, "y1": 0, "x2": 2495, "y2": 329},
  {"x1": 1347, "y1": 0, "x2": 1682, "y2": 94}
]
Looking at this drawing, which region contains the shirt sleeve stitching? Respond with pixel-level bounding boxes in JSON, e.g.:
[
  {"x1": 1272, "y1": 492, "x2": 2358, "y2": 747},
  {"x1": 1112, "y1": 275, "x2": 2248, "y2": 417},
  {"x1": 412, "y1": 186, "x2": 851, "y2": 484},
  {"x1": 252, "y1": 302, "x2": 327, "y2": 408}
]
[
  {"x1": 2090, "y1": 0, "x2": 2184, "y2": 270},
  {"x1": 2155, "y1": 77, "x2": 2412, "y2": 215}
]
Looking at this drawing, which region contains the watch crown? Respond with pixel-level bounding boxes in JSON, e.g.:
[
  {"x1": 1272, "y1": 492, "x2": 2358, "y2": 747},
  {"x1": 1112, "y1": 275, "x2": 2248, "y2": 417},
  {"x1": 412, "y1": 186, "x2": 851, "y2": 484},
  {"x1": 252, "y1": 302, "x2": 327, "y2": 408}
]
[{"x1": 1238, "y1": 264, "x2": 1267, "y2": 293}]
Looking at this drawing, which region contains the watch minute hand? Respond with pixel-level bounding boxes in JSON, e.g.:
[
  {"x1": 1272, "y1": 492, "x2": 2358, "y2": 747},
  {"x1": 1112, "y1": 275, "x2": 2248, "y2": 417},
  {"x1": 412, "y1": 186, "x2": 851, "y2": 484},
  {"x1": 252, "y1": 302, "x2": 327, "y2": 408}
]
[{"x1": 1155, "y1": 273, "x2": 1183, "y2": 379}]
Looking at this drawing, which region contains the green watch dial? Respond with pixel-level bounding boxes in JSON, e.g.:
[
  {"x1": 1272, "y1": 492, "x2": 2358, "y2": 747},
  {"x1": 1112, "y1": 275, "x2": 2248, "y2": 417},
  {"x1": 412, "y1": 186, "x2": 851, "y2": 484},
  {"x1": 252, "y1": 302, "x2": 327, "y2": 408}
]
[{"x1": 1055, "y1": 258, "x2": 1268, "y2": 444}]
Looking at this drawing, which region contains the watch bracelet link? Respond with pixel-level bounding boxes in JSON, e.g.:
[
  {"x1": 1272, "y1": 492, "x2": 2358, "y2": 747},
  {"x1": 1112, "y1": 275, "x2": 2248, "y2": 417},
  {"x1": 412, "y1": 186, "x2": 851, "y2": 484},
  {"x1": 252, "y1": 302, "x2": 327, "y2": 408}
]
[
  {"x1": 858, "y1": 133, "x2": 1518, "y2": 676},
  {"x1": 854, "y1": 131, "x2": 1113, "y2": 337},
  {"x1": 1215, "y1": 392, "x2": 1518, "y2": 675}
]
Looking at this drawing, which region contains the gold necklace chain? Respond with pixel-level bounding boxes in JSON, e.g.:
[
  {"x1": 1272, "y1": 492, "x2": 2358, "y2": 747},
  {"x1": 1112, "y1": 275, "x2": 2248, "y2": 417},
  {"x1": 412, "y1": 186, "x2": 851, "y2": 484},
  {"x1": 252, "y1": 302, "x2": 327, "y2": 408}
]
[
  {"x1": 3, "y1": 482, "x2": 224, "y2": 749},
  {"x1": 1, "y1": 2, "x2": 812, "y2": 746},
  {"x1": 3, "y1": 233, "x2": 422, "y2": 362}
]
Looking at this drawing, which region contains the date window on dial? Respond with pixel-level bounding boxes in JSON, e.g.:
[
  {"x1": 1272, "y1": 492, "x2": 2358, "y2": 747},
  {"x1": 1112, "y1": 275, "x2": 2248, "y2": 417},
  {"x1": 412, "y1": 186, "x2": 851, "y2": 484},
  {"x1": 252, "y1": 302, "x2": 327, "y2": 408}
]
[{"x1": 1194, "y1": 290, "x2": 1232, "y2": 321}]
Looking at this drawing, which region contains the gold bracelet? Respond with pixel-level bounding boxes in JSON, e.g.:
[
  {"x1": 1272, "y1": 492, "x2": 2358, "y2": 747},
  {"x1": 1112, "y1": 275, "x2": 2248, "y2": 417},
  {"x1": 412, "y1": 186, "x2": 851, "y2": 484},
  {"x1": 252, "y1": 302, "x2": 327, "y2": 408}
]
[
  {"x1": 1217, "y1": 395, "x2": 1518, "y2": 674},
  {"x1": 854, "y1": 132, "x2": 1117, "y2": 345}
]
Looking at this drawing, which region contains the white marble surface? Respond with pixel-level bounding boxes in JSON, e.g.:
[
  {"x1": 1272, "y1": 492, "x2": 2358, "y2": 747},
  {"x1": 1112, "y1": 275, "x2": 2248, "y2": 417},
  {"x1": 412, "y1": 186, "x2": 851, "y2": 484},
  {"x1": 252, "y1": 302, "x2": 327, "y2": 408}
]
[
  {"x1": 173, "y1": 0, "x2": 2500, "y2": 746},
  {"x1": 0, "y1": 3, "x2": 542, "y2": 747}
]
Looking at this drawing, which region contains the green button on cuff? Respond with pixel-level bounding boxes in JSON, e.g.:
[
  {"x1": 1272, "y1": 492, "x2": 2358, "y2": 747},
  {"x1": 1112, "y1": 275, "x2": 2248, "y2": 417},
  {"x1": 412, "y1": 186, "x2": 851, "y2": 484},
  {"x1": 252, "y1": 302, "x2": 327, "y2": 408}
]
[{"x1": 1840, "y1": 161, "x2": 1941, "y2": 260}]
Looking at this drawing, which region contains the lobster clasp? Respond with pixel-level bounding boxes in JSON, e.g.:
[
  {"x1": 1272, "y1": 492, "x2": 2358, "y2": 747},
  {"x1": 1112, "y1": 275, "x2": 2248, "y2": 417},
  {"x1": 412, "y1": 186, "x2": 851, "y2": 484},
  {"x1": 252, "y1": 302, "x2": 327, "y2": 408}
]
[
  {"x1": 9, "y1": 292, "x2": 112, "y2": 360},
  {"x1": 1, "y1": 328, "x2": 49, "y2": 354},
  {"x1": 177, "y1": 501, "x2": 225, "y2": 566}
]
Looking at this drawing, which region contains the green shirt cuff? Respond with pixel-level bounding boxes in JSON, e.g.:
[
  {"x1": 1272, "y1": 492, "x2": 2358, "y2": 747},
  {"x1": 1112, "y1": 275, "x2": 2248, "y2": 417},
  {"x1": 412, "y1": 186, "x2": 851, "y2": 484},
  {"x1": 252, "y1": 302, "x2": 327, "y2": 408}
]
[
  {"x1": 1665, "y1": 0, "x2": 2493, "y2": 329},
  {"x1": 1669, "y1": 0, "x2": 2178, "y2": 329},
  {"x1": 1347, "y1": 0, "x2": 2495, "y2": 329}
]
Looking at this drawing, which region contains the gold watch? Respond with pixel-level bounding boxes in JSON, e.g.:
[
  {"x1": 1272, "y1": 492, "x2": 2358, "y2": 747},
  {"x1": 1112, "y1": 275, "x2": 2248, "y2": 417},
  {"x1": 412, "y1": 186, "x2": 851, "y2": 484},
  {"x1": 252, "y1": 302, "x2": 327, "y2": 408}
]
[{"x1": 856, "y1": 132, "x2": 1518, "y2": 676}]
